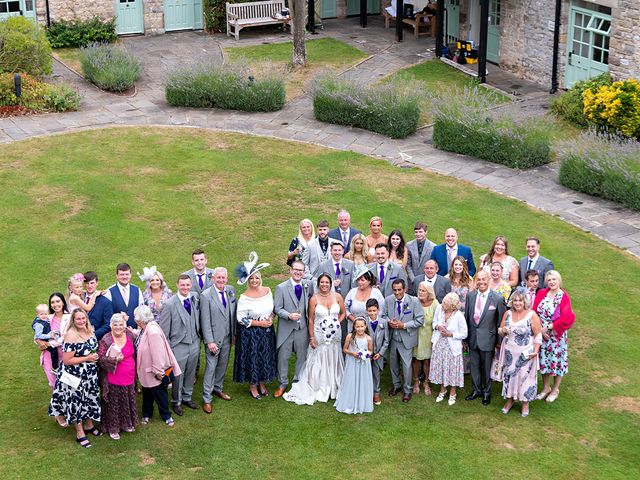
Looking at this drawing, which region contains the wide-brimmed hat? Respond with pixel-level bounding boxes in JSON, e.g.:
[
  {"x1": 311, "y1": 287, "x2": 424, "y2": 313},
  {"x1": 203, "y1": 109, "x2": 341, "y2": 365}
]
[
  {"x1": 353, "y1": 265, "x2": 372, "y2": 281},
  {"x1": 234, "y1": 252, "x2": 270, "y2": 285}
]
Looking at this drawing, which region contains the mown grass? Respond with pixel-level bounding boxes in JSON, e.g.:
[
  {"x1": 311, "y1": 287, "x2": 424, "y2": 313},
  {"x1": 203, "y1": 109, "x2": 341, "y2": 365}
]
[
  {"x1": 52, "y1": 47, "x2": 83, "y2": 73},
  {"x1": 0, "y1": 128, "x2": 639, "y2": 479}
]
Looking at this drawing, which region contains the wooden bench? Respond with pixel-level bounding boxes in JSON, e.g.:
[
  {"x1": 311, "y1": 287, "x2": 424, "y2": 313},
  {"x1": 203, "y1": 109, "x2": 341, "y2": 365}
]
[
  {"x1": 226, "y1": 1, "x2": 290, "y2": 40},
  {"x1": 383, "y1": 10, "x2": 435, "y2": 39}
]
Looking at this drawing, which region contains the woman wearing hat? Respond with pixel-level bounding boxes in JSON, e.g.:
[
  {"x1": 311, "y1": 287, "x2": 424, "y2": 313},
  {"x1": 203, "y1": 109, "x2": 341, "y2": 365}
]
[
  {"x1": 233, "y1": 252, "x2": 277, "y2": 399},
  {"x1": 344, "y1": 267, "x2": 385, "y2": 332}
]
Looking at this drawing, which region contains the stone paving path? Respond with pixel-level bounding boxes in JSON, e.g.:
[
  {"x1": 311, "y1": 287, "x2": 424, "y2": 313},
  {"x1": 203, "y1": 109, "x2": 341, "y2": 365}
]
[{"x1": 1, "y1": 18, "x2": 639, "y2": 258}]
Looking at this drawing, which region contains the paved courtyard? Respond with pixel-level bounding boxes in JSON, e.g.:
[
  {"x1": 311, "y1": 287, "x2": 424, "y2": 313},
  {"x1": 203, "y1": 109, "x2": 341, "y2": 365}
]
[{"x1": 1, "y1": 17, "x2": 639, "y2": 258}]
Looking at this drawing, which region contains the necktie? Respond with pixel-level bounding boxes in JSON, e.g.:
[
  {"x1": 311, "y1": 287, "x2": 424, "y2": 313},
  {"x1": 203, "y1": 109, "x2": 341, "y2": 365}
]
[
  {"x1": 396, "y1": 300, "x2": 402, "y2": 316},
  {"x1": 342, "y1": 231, "x2": 348, "y2": 246},
  {"x1": 417, "y1": 240, "x2": 424, "y2": 258},
  {"x1": 527, "y1": 259, "x2": 533, "y2": 271},
  {"x1": 294, "y1": 283, "x2": 302, "y2": 301},
  {"x1": 183, "y1": 298, "x2": 191, "y2": 315},
  {"x1": 335, "y1": 262, "x2": 341, "y2": 277},
  {"x1": 474, "y1": 293, "x2": 483, "y2": 325},
  {"x1": 370, "y1": 320, "x2": 378, "y2": 332},
  {"x1": 85, "y1": 294, "x2": 91, "y2": 303},
  {"x1": 122, "y1": 286, "x2": 129, "y2": 305},
  {"x1": 219, "y1": 290, "x2": 227, "y2": 308},
  {"x1": 198, "y1": 274, "x2": 204, "y2": 289},
  {"x1": 379, "y1": 265, "x2": 385, "y2": 283},
  {"x1": 447, "y1": 248, "x2": 454, "y2": 269}
]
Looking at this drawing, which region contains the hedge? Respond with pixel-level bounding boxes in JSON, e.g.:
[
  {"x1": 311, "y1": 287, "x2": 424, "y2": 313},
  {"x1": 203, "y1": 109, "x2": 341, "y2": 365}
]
[
  {"x1": 0, "y1": 16, "x2": 52, "y2": 76},
  {"x1": 46, "y1": 17, "x2": 117, "y2": 49}
]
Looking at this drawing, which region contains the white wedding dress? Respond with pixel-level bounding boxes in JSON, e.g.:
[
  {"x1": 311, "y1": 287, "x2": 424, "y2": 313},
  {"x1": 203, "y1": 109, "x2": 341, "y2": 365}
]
[{"x1": 283, "y1": 301, "x2": 344, "y2": 405}]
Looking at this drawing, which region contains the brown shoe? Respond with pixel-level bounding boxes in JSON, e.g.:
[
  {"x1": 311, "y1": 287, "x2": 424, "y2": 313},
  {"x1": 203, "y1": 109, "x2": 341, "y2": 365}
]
[
  {"x1": 274, "y1": 387, "x2": 286, "y2": 398},
  {"x1": 214, "y1": 391, "x2": 232, "y2": 401},
  {"x1": 202, "y1": 403, "x2": 212, "y2": 414},
  {"x1": 373, "y1": 394, "x2": 381, "y2": 405}
]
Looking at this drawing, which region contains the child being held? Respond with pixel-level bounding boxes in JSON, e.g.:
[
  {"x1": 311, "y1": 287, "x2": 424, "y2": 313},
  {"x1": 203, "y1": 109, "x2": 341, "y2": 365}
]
[
  {"x1": 32, "y1": 304, "x2": 60, "y2": 373},
  {"x1": 67, "y1": 273, "x2": 97, "y2": 312}
]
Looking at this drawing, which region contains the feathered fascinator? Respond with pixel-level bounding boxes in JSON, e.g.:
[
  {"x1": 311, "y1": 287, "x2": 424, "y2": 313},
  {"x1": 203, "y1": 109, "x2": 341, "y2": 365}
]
[
  {"x1": 234, "y1": 252, "x2": 270, "y2": 285},
  {"x1": 137, "y1": 266, "x2": 158, "y2": 282}
]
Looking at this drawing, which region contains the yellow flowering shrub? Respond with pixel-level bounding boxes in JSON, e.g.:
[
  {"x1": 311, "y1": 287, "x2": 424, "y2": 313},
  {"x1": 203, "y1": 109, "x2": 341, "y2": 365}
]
[{"x1": 583, "y1": 79, "x2": 640, "y2": 138}]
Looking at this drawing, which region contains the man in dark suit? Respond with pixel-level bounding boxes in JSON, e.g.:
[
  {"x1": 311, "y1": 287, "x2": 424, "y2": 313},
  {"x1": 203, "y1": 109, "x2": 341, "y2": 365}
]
[
  {"x1": 368, "y1": 243, "x2": 407, "y2": 298},
  {"x1": 464, "y1": 270, "x2": 506, "y2": 405},
  {"x1": 159, "y1": 274, "x2": 201, "y2": 416},
  {"x1": 430, "y1": 228, "x2": 476, "y2": 277},
  {"x1": 411, "y1": 259, "x2": 451, "y2": 301},
  {"x1": 83, "y1": 271, "x2": 113, "y2": 340},
  {"x1": 406, "y1": 221, "x2": 436, "y2": 289},
  {"x1": 519, "y1": 237, "x2": 554, "y2": 287},
  {"x1": 104, "y1": 263, "x2": 143, "y2": 328},
  {"x1": 328, "y1": 210, "x2": 361, "y2": 254},
  {"x1": 184, "y1": 248, "x2": 214, "y2": 295}
]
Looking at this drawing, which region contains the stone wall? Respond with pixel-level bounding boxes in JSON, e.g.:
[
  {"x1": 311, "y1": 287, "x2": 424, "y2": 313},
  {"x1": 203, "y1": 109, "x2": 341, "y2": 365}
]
[
  {"x1": 144, "y1": 0, "x2": 165, "y2": 35},
  {"x1": 41, "y1": 1, "x2": 115, "y2": 23},
  {"x1": 609, "y1": 0, "x2": 640, "y2": 80}
]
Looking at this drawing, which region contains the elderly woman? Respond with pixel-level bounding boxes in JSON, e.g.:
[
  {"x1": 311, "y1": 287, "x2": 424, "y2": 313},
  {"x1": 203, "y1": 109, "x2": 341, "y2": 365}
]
[
  {"x1": 345, "y1": 233, "x2": 371, "y2": 266},
  {"x1": 98, "y1": 313, "x2": 138, "y2": 439},
  {"x1": 49, "y1": 309, "x2": 101, "y2": 448},
  {"x1": 533, "y1": 270, "x2": 575, "y2": 403},
  {"x1": 488, "y1": 261, "x2": 512, "y2": 301},
  {"x1": 287, "y1": 218, "x2": 316, "y2": 267},
  {"x1": 135, "y1": 305, "x2": 181, "y2": 427},
  {"x1": 429, "y1": 292, "x2": 467, "y2": 406},
  {"x1": 412, "y1": 282, "x2": 439, "y2": 396},
  {"x1": 366, "y1": 216, "x2": 388, "y2": 258},
  {"x1": 141, "y1": 268, "x2": 173, "y2": 321},
  {"x1": 480, "y1": 236, "x2": 519, "y2": 287},
  {"x1": 497, "y1": 290, "x2": 542, "y2": 417},
  {"x1": 445, "y1": 255, "x2": 475, "y2": 311},
  {"x1": 344, "y1": 269, "x2": 385, "y2": 332}
]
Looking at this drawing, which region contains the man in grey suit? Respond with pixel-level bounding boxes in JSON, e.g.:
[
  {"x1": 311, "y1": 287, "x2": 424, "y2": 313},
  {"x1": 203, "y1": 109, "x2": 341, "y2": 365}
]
[
  {"x1": 406, "y1": 221, "x2": 436, "y2": 289},
  {"x1": 383, "y1": 279, "x2": 424, "y2": 403},
  {"x1": 328, "y1": 210, "x2": 361, "y2": 254},
  {"x1": 314, "y1": 242, "x2": 355, "y2": 296},
  {"x1": 519, "y1": 237, "x2": 554, "y2": 288},
  {"x1": 200, "y1": 267, "x2": 236, "y2": 413},
  {"x1": 184, "y1": 248, "x2": 214, "y2": 295},
  {"x1": 464, "y1": 270, "x2": 506, "y2": 406},
  {"x1": 273, "y1": 260, "x2": 311, "y2": 398},
  {"x1": 411, "y1": 259, "x2": 452, "y2": 301},
  {"x1": 159, "y1": 274, "x2": 201, "y2": 416},
  {"x1": 303, "y1": 220, "x2": 333, "y2": 278},
  {"x1": 368, "y1": 243, "x2": 407, "y2": 298}
]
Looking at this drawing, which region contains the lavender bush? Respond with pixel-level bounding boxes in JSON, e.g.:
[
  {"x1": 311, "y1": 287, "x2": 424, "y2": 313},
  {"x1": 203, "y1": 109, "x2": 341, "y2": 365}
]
[
  {"x1": 558, "y1": 130, "x2": 640, "y2": 211},
  {"x1": 80, "y1": 42, "x2": 140, "y2": 92}
]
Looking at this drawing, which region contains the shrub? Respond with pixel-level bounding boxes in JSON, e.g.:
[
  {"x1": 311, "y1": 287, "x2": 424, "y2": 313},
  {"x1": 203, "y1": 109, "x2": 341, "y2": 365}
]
[
  {"x1": 549, "y1": 73, "x2": 612, "y2": 127},
  {"x1": 312, "y1": 76, "x2": 421, "y2": 139},
  {"x1": 558, "y1": 130, "x2": 640, "y2": 211},
  {"x1": 0, "y1": 73, "x2": 80, "y2": 112},
  {"x1": 80, "y1": 43, "x2": 140, "y2": 92},
  {"x1": 165, "y1": 61, "x2": 285, "y2": 112},
  {"x1": 582, "y1": 78, "x2": 640, "y2": 139},
  {"x1": 46, "y1": 17, "x2": 117, "y2": 48},
  {"x1": 204, "y1": 0, "x2": 256, "y2": 32},
  {"x1": 430, "y1": 86, "x2": 553, "y2": 169},
  {"x1": 43, "y1": 84, "x2": 81, "y2": 112},
  {"x1": 0, "y1": 16, "x2": 52, "y2": 76}
]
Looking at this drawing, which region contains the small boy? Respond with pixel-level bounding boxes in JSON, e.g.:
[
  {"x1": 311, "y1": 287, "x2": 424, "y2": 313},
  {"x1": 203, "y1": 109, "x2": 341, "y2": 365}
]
[
  {"x1": 32, "y1": 304, "x2": 60, "y2": 373},
  {"x1": 365, "y1": 299, "x2": 390, "y2": 406}
]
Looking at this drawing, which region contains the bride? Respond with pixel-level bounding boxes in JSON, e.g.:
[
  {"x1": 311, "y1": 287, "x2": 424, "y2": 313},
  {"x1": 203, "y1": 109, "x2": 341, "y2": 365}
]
[{"x1": 283, "y1": 274, "x2": 346, "y2": 405}]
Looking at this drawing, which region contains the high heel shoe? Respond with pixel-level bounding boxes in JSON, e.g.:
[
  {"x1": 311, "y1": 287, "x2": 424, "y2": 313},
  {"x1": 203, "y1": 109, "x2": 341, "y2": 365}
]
[
  {"x1": 448, "y1": 394, "x2": 457, "y2": 406},
  {"x1": 546, "y1": 391, "x2": 559, "y2": 403},
  {"x1": 436, "y1": 391, "x2": 446, "y2": 403},
  {"x1": 250, "y1": 391, "x2": 262, "y2": 400},
  {"x1": 536, "y1": 389, "x2": 551, "y2": 401}
]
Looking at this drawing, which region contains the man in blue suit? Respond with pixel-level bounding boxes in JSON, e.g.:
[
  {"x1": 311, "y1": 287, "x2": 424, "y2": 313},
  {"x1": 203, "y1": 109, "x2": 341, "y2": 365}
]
[
  {"x1": 328, "y1": 210, "x2": 361, "y2": 254},
  {"x1": 430, "y1": 228, "x2": 476, "y2": 277},
  {"x1": 104, "y1": 263, "x2": 144, "y2": 328},
  {"x1": 83, "y1": 271, "x2": 113, "y2": 340}
]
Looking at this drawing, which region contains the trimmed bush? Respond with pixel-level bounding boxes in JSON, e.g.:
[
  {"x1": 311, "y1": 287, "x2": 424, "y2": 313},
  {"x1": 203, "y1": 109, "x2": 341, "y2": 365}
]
[
  {"x1": 558, "y1": 130, "x2": 640, "y2": 211},
  {"x1": 46, "y1": 17, "x2": 117, "y2": 48},
  {"x1": 0, "y1": 16, "x2": 52, "y2": 76},
  {"x1": 583, "y1": 78, "x2": 640, "y2": 139},
  {"x1": 80, "y1": 43, "x2": 140, "y2": 92},
  {"x1": 165, "y1": 61, "x2": 285, "y2": 112},
  {"x1": 0, "y1": 73, "x2": 80, "y2": 112},
  {"x1": 312, "y1": 76, "x2": 421, "y2": 139},
  {"x1": 549, "y1": 73, "x2": 612, "y2": 127},
  {"x1": 431, "y1": 86, "x2": 553, "y2": 169}
]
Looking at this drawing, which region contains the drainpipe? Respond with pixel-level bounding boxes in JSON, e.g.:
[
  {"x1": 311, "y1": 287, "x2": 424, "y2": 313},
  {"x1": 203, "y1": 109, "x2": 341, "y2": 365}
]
[
  {"x1": 550, "y1": 0, "x2": 562, "y2": 93},
  {"x1": 45, "y1": 0, "x2": 51, "y2": 27},
  {"x1": 478, "y1": 0, "x2": 488, "y2": 83},
  {"x1": 436, "y1": 0, "x2": 444, "y2": 56},
  {"x1": 395, "y1": 0, "x2": 404, "y2": 42}
]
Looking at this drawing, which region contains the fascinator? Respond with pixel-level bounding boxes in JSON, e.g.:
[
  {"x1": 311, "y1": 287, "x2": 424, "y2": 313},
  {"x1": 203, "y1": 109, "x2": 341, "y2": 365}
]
[
  {"x1": 234, "y1": 252, "x2": 270, "y2": 285},
  {"x1": 70, "y1": 273, "x2": 85, "y2": 282},
  {"x1": 353, "y1": 265, "x2": 372, "y2": 281},
  {"x1": 137, "y1": 266, "x2": 158, "y2": 282}
]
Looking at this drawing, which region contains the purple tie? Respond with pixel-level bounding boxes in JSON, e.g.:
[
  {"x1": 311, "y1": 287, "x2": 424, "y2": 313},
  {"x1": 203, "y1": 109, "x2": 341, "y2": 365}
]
[
  {"x1": 197, "y1": 274, "x2": 204, "y2": 289},
  {"x1": 370, "y1": 320, "x2": 378, "y2": 332},
  {"x1": 335, "y1": 262, "x2": 341, "y2": 277},
  {"x1": 396, "y1": 300, "x2": 401, "y2": 316},
  {"x1": 379, "y1": 265, "x2": 385, "y2": 283},
  {"x1": 183, "y1": 298, "x2": 191, "y2": 315},
  {"x1": 220, "y1": 290, "x2": 227, "y2": 308},
  {"x1": 294, "y1": 284, "x2": 302, "y2": 301}
]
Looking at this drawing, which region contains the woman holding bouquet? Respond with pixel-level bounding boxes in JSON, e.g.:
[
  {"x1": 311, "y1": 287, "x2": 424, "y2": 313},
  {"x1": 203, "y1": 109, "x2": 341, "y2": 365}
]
[{"x1": 284, "y1": 274, "x2": 346, "y2": 405}]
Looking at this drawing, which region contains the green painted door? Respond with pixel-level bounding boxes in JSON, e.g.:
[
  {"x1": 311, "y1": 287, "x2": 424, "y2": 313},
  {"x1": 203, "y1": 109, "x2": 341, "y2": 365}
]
[
  {"x1": 321, "y1": 0, "x2": 336, "y2": 19},
  {"x1": 115, "y1": 0, "x2": 144, "y2": 35},
  {"x1": 487, "y1": 0, "x2": 500, "y2": 63},
  {"x1": 445, "y1": 0, "x2": 460, "y2": 44},
  {"x1": 346, "y1": 0, "x2": 380, "y2": 16},
  {"x1": 565, "y1": 4, "x2": 610, "y2": 88},
  {"x1": 0, "y1": 0, "x2": 35, "y2": 20},
  {"x1": 164, "y1": 0, "x2": 204, "y2": 31}
]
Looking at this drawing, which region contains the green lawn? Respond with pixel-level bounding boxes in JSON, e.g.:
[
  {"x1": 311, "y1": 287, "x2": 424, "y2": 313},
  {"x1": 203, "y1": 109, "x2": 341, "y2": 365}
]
[
  {"x1": 0, "y1": 128, "x2": 639, "y2": 479},
  {"x1": 52, "y1": 47, "x2": 83, "y2": 73}
]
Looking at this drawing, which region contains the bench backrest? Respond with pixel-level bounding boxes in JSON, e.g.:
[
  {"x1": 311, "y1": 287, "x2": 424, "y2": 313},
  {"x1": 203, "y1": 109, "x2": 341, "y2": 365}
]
[{"x1": 226, "y1": 1, "x2": 286, "y2": 19}]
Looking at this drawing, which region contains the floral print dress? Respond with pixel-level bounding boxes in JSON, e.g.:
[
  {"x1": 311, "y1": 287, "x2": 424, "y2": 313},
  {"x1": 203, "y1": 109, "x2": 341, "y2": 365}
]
[{"x1": 537, "y1": 292, "x2": 569, "y2": 376}]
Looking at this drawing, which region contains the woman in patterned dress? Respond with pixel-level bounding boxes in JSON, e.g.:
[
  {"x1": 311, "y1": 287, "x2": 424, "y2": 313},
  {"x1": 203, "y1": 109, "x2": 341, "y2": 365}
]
[
  {"x1": 488, "y1": 261, "x2": 512, "y2": 302},
  {"x1": 48, "y1": 309, "x2": 101, "y2": 448},
  {"x1": 532, "y1": 270, "x2": 575, "y2": 403},
  {"x1": 479, "y1": 236, "x2": 519, "y2": 287},
  {"x1": 142, "y1": 269, "x2": 173, "y2": 322}
]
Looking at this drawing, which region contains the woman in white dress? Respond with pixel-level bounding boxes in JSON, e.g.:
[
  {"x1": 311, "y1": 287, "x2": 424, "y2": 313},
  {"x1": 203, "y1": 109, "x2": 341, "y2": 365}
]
[{"x1": 283, "y1": 274, "x2": 346, "y2": 405}]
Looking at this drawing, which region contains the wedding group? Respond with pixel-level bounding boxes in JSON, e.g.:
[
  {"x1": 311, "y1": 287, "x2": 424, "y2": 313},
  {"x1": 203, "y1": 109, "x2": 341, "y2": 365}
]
[{"x1": 33, "y1": 210, "x2": 575, "y2": 448}]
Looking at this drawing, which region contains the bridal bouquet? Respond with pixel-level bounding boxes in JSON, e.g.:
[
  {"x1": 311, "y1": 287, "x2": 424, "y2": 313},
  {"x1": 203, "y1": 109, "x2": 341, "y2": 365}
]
[{"x1": 319, "y1": 317, "x2": 340, "y2": 344}]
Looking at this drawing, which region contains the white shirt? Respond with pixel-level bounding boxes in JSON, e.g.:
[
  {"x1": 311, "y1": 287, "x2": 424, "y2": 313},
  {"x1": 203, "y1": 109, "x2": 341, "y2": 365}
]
[
  {"x1": 526, "y1": 255, "x2": 539, "y2": 269},
  {"x1": 104, "y1": 283, "x2": 143, "y2": 307}
]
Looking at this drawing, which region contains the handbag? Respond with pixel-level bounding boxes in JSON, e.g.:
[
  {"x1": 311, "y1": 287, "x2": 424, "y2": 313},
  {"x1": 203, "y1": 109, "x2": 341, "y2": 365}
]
[
  {"x1": 59, "y1": 369, "x2": 81, "y2": 389},
  {"x1": 490, "y1": 356, "x2": 503, "y2": 382}
]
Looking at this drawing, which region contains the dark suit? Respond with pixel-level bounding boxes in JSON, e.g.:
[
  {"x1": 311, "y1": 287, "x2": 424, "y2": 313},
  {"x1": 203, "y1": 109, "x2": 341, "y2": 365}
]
[
  {"x1": 430, "y1": 243, "x2": 476, "y2": 277},
  {"x1": 328, "y1": 227, "x2": 361, "y2": 254},
  {"x1": 464, "y1": 289, "x2": 506, "y2": 395},
  {"x1": 519, "y1": 255, "x2": 554, "y2": 288},
  {"x1": 411, "y1": 274, "x2": 451, "y2": 301},
  {"x1": 88, "y1": 294, "x2": 113, "y2": 340}
]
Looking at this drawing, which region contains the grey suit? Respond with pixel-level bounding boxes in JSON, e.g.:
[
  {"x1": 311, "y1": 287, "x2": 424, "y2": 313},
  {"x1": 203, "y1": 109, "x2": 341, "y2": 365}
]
[
  {"x1": 464, "y1": 289, "x2": 506, "y2": 395},
  {"x1": 200, "y1": 284, "x2": 236, "y2": 403},
  {"x1": 303, "y1": 237, "x2": 333, "y2": 279},
  {"x1": 411, "y1": 274, "x2": 452, "y2": 302},
  {"x1": 368, "y1": 262, "x2": 407, "y2": 298},
  {"x1": 366, "y1": 316, "x2": 390, "y2": 394},
  {"x1": 274, "y1": 279, "x2": 311, "y2": 388},
  {"x1": 184, "y1": 267, "x2": 214, "y2": 295},
  {"x1": 159, "y1": 293, "x2": 201, "y2": 405},
  {"x1": 314, "y1": 258, "x2": 356, "y2": 296},
  {"x1": 382, "y1": 294, "x2": 424, "y2": 394},
  {"x1": 406, "y1": 238, "x2": 436, "y2": 286},
  {"x1": 519, "y1": 255, "x2": 554, "y2": 288}
]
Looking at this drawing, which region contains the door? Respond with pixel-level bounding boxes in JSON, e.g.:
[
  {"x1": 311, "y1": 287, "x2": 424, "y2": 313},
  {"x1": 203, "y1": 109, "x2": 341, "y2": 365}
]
[
  {"x1": 0, "y1": 0, "x2": 35, "y2": 20},
  {"x1": 486, "y1": 0, "x2": 500, "y2": 63},
  {"x1": 346, "y1": 0, "x2": 380, "y2": 16},
  {"x1": 445, "y1": 0, "x2": 460, "y2": 44},
  {"x1": 115, "y1": 0, "x2": 144, "y2": 35},
  {"x1": 164, "y1": 0, "x2": 204, "y2": 31},
  {"x1": 321, "y1": 0, "x2": 336, "y2": 18},
  {"x1": 565, "y1": 4, "x2": 610, "y2": 88}
]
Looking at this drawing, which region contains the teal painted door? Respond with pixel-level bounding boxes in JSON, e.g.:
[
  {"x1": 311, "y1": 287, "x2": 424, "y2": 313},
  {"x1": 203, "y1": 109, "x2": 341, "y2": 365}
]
[
  {"x1": 115, "y1": 0, "x2": 144, "y2": 35},
  {"x1": 445, "y1": 0, "x2": 460, "y2": 44},
  {"x1": 486, "y1": 0, "x2": 500, "y2": 63},
  {"x1": 565, "y1": 4, "x2": 610, "y2": 88},
  {"x1": 164, "y1": 0, "x2": 204, "y2": 31},
  {"x1": 321, "y1": 0, "x2": 336, "y2": 19},
  {"x1": 0, "y1": 0, "x2": 35, "y2": 20},
  {"x1": 346, "y1": 0, "x2": 380, "y2": 15}
]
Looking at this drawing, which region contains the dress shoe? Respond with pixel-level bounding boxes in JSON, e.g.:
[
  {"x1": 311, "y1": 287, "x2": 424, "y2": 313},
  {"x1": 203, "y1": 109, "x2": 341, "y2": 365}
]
[
  {"x1": 202, "y1": 403, "x2": 212, "y2": 414},
  {"x1": 388, "y1": 387, "x2": 402, "y2": 397},
  {"x1": 172, "y1": 404, "x2": 184, "y2": 416},
  {"x1": 214, "y1": 391, "x2": 232, "y2": 401},
  {"x1": 274, "y1": 387, "x2": 286, "y2": 398},
  {"x1": 184, "y1": 400, "x2": 199, "y2": 410},
  {"x1": 465, "y1": 392, "x2": 482, "y2": 401},
  {"x1": 373, "y1": 394, "x2": 381, "y2": 405},
  {"x1": 402, "y1": 393, "x2": 411, "y2": 403},
  {"x1": 482, "y1": 394, "x2": 491, "y2": 406}
]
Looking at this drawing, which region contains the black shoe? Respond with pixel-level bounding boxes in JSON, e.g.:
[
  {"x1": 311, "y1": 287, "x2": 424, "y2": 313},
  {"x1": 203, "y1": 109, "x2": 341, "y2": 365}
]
[
  {"x1": 172, "y1": 404, "x2": 184, "y2": 416},
  {"x1": 465, "y1": 392, "x2": 482, "y2": 401},
  {"x1": 388, "y1": 387, "x2": 402, "y2": 397},
  {"x1": 482, "y1": 394, "x2": 491, "y2": 406},
  {"x1": 184, "y1": 400, "x2": 198, "y2": 410}
]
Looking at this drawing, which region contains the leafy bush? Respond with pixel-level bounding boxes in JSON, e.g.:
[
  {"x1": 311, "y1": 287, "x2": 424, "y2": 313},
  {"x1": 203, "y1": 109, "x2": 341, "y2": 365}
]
[
  {"x1": 80, "y1": 43, "x2": 140, "y2": 92},
  {"x1": 312, "y1": 76, "x2": 421, "y2": 139},
  {"x1": 549, "y1": 73, "x2": 612, "y2": 127},
  {"x1": 582, "y1": 78, "x2": 640, "y2": 139},
  {"x1": 204, "y1": 0, "x2": 257, "y2": 32},
  {"x1": 0, "y1": 16, "x2": 52, "y2": 76},
  {"x1": 558, "y1": 130, "x2": 640, "y2": 211},
  {"x1": 430, "y1": 86, "x2": 553, "y2": 169},
  {"x1": 0, "y1": 73, "x2": 80, "y2": 112},
  {"x1": 46, "y1": 17, "x2": 117, "y2": 48},
  {"x1": 165, "y1": 61, "x2": 285, "y2": 112}
]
